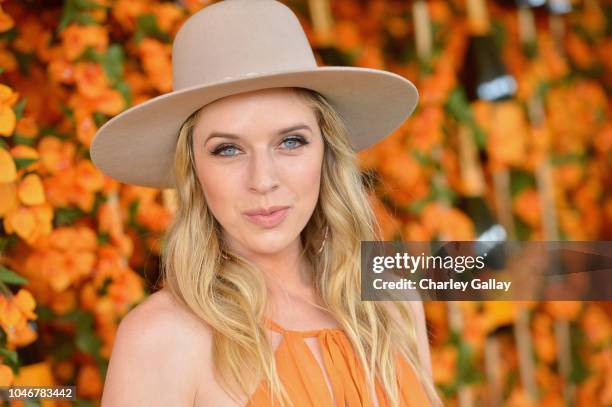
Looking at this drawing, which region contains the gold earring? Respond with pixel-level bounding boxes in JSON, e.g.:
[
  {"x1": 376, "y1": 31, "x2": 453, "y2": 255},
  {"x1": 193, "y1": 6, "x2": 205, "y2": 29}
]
[
  {"x1": 316, "y1": 226, "x2": 329, "y2": 255},
  {"x1": 221, "y1": 250, "x2": 230, "y2": 260}
]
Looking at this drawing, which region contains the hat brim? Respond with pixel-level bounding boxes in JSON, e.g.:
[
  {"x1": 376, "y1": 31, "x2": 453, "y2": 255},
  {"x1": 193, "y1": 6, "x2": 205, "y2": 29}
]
[{"x1": 90, "y1": 66, "x2": 418, "y2": 189}]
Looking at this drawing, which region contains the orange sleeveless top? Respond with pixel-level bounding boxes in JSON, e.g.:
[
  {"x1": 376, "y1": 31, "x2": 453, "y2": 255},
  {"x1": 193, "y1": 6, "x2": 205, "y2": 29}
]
[{"x1": 245, "y1": 316, "x2": 432, "y2": 407}]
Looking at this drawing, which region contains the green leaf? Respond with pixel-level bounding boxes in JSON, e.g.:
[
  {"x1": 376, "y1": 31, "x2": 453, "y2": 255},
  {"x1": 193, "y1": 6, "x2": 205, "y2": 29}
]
[
  {"x1": 0, "y1": 27, "x2": 17, "y2": 42},
  {"x1": 23, "y1": 398, "x2": 43, "y2": 407},
  {"x1": 76, "y1": 329, "x2": 102, "y2": 355},
  {"x1": 0, "y1": 348, "x2": 19, "y2": 367},
  {"x1": 411, "y1": 150, "x2": 433, "y2": 167},
  {"x1": 135, "y1": 14, "x2": 171, "y2": 43},
  {"x1": 551, "y1": 153, "x2": 586, "y2": 166},
  {"x1": 114, "y1": 80, "x2": 133, "y2": 108},
  {"x1": 0, "y1": 265, "x2": 29, "y2": 285},
  {"x1": 510, "y1": 169, "x2": 536, "y2": 197},
  {"x1": 15, "y1": 52, "x2": 34, "y2": 75},
  {"x1": 14, "y1": 157, "x2": 38, "y2": 170},
  {"x1": 101, "y1": 44, "x2": 125, "y2": 83},
  {"x1": 13, "y1": 134, "x2": 36, "y2": 146},
  {"x1": 0, "y1": 235, "x2": 19, "y2": 254},
  {"x1": 97, "y1": 231, "x2": 110, "y2": 246},
  {"x1": 58, "y1": 0, "x2": 107, "y2": 32},
  {"x1": 13, "y1": 98, "x2": 27, "y2": 120},
  {"x1": 54, "y1": 207, "x2": 86, "y2": 227}
]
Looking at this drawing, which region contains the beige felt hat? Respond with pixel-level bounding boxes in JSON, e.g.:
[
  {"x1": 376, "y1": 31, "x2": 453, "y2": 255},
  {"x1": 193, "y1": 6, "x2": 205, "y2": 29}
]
[{"x1": 90, "y1": 0, "x2": 419, "y2": 189}]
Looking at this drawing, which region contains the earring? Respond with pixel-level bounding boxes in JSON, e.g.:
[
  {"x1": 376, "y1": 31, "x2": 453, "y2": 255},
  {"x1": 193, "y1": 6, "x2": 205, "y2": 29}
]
[
  {"x1": 316, "y1": 226, "x2": 329, "y2": 255},
  {"x1": 221, "y1": 250, "x2": 230, "y2": 260}
]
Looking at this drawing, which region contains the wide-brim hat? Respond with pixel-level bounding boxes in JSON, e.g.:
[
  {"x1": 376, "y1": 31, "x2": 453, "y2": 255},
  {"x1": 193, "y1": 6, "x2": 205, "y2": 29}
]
[{"x1": 90, "y1": 0, "x2": 419, "y2": 189}]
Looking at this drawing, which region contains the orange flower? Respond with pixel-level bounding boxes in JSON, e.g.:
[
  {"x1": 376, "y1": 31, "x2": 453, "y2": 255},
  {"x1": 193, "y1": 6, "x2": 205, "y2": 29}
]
[
  {"x1": 0, "y1": 46, "x2": 17, "y2": 72},
  {"x1": 17, "y1": 173, "x2": 46, "y2": 206},
  {"x1": 405, "y1": 105, "x2": 444, "y2": 154},
  {"x1": 0, "y1": 364, "x2": 13, "y2": 387},
  {"x1": 50, "y1": 288, "x2": 77, "y2": 316},
  {"x1": 75, "y1": 160, "x2": 105, "y2": 193},
  {"x1": 402, "y1": 221, "x2": 431, "y2": 241},
  {"x1": 554, "y1": 162, "x2": 584, "y2": 190},
  {"x1": 0, "y1": 104, "x2": 16, "y2": 137},
  {"x1": 37, "y1": 136, "x2": 76, "y2": 175},
  {"x1": 15, "y1": 117, "x2": 38, "y2": 138},
  {"x1": 138, "y1": 38, "x2": 172, "y2": 93},
  {"x1": 333, "y1": 20, "x2": 361, "y2": 52},
  {"x1": 3, "y1": 203, "x2": 53, "y2": 245},
  {"x1": 0, "y1": 147, "x2": 16, "y2": 182},
  {"x1": 482, "y1": 302, "x2": 516, "y2": 333},
  {"x1": 151, "y1": 2, "x2": 184, "y2": 33},
  {"x1": 74, "y1": 62, "x2": 108, "y2": 99},
  {"x1": 12, "y1": 16, "x2": 44, "y2": 54},
  {"x1": 431, "y1": 345, "x2": 457, "y2": 385},
  {"x1": 112, "y1": 0, "x2": 149, "y2": 31},
  {"x1": 73, "y1": 107, "x2": 97, "y2": 147},
  {"x1": 544, "y1": 301, "x2": 582, "y2": 320},
  {"x1": 0, "y1": 5, "x2": 14, "y2": 33},
  {"x1": 356, "y1": 44, "x2": 384, "y2": 69},
  {"x1": 566, "y1": 32, "x2": 594, "y2": 70},
  {"x1": 11, "y1": 146, "x2": 40, "y2": 171},
  {"x1": 12, "y1": 289, "x2": 37, "y2": 320},
  {"x1": 532, "y1": 313, "x2": 557, "y2": 364},
  {"x1": 76, "y1": 364, "x2": 103, "y2": 399},
  {"x1": 513, "y1": 188, "x2": 541, "y2": 228},
  {"x1": 369, "y1": 192, "x2": 401, "y2": 240},
  {"x1": 98, "y1": 201, "x2": 124, "y2": 238},
  {"x1": 0, "y1": 181, "x2": 19, "y2": 216},
  {"x1": 473, "y1": 100, "x2": 528, "y2": 170},
  {"x1": 581, "y1": 304, "x2": 611, "y2": 345},
  {"x1": 3, "y1": 207, "x2": 36, "y2": 242},
  {"x1": 421, "y1": 202, "x2": 476, "y2": 240},
  {"x1": 60, "y1": 24, "x2": 108, "y2": 61},
  {"x1": 48, "y1": 57, "x2": 76, "y2": 84},
  {"x1": 428, "y1": 0, "x2": 452, "y2": 25},
  {"x1": 87, "y1": 88, "x2": 126, "y2": 116},
  {"x1": 0, "y1": 84, "x2": 19, "y2": 106},
  {"x1": 419, "y1": 65, "x2": 456, "y2": 107}
]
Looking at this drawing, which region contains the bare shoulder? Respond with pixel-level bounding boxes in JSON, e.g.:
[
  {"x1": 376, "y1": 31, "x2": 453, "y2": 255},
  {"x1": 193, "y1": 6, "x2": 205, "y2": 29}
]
[{"x1": 101, "y1": 289, "x2": 214, "y2": 407}]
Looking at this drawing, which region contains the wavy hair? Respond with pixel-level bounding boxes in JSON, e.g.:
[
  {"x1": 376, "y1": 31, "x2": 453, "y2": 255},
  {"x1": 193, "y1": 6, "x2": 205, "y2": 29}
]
[{"x1": 161, "y1": 87, "x2": 441, "y2": 407}]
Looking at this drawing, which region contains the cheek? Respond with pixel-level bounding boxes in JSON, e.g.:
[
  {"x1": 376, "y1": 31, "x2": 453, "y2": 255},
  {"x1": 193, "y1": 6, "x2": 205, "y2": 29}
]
[
  {"x1": 281, "y1": 156, "x2": 322, "y2": 203},
  {"x1": 196, "y1": 160, "x2": 238, "y2": 219}
]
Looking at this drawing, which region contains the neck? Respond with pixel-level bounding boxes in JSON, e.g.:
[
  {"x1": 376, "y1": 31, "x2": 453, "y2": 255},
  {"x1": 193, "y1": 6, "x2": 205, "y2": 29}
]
[{"x1": 224, "y1": 234, "x2": 316, "y2": 300}]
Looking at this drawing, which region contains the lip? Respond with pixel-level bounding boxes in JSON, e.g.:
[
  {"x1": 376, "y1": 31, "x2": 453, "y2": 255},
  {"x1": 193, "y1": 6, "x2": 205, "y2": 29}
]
[{"x1": 243, "y1": 207, "x2": 291, "y2": 228}]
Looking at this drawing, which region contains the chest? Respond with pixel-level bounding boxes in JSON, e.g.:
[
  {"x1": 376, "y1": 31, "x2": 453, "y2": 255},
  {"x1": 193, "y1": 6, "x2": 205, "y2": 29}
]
[{"x1": 192, "y1": 332, "x2": 382, "y2": 407}]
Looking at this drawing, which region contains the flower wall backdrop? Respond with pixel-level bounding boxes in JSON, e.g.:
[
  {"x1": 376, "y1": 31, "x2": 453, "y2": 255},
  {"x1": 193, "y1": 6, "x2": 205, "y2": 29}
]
[{"x1": 0, "y1": 0, "x2": 610, "y2": 406}]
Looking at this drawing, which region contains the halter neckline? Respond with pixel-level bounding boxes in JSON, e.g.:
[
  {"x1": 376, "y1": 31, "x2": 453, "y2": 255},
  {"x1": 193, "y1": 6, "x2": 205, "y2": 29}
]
[{"x1": 262, "y1": 315, "x2": 343, "y2": 337}]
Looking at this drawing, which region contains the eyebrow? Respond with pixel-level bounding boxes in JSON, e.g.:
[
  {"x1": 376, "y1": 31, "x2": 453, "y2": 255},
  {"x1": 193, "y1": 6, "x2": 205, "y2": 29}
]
[{"x1": 204, "y1": 123, "x2": 312, "y2": 144}]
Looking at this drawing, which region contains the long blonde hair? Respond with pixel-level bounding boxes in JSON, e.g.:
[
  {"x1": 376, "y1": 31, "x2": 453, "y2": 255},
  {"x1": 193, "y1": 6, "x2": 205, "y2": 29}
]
[{"x1": 161, "y1": 87, "x2": 441, "y2": 407}]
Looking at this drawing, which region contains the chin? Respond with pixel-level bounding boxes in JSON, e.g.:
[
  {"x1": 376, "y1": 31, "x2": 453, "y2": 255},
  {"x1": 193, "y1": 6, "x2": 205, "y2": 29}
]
[{"x1": 245, "y1": 232, "x2": 293, "y2": 254}]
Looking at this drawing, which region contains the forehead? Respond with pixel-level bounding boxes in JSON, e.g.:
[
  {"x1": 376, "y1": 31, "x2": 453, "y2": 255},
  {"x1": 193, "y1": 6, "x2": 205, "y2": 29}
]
[{"x1": 193, "y1": 88, "x2": 317, "y2": 136}]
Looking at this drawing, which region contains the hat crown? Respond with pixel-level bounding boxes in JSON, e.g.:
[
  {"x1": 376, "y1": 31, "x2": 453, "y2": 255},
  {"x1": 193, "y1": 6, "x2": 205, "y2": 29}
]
[{"x1": 172, "y1": 0, "x2": 317, "y2": 91}]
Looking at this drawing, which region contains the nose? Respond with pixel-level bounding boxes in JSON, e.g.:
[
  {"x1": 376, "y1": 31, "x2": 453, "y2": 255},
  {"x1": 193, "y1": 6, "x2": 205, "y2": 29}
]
[{"x1": 248, "y1": 148, "x2": 279, "y2": 194}]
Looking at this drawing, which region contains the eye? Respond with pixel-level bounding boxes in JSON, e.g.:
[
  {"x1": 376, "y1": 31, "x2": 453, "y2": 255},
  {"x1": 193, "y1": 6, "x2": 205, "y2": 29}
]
[
  {"x1": 211, "y1": 144, "x2": 241, "y2": 157},
  {"x1": 281, "y1": 135, "x2": 309, "y2": 150}
]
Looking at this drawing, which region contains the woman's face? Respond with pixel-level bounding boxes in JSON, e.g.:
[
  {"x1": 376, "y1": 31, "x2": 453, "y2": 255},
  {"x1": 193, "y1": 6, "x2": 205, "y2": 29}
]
[{"x1": 192, "y1": 88, "x2": 324, "y2": 257}]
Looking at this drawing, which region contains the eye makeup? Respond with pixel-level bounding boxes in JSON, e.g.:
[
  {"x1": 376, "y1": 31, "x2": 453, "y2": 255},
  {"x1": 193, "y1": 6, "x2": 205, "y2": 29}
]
[{"x1": 209, "y1": 135, "x2": 310, "y2": 157}]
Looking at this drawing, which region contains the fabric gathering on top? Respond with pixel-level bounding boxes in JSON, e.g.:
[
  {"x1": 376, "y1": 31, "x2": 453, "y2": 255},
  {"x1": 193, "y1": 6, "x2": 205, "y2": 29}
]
[{"x1": 245, "y1": 316, "x2": 432, "y2": 407}]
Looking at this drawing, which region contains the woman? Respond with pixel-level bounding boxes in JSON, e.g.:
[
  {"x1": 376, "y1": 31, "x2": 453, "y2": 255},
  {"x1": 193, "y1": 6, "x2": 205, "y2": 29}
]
[{"x1": 92, "y1": 1, "x2": 441, "y2": 406}]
